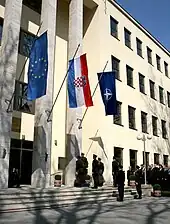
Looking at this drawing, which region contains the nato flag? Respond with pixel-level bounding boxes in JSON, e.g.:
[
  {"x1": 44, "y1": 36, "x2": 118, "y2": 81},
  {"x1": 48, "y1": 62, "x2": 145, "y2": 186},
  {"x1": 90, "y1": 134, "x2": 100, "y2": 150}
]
[
  {"x1": 97, "y1": 71, "x2": 117, "y2": 115},
  {"x1": 27, "y1": 31, "x2": 48, "y2": 101}
]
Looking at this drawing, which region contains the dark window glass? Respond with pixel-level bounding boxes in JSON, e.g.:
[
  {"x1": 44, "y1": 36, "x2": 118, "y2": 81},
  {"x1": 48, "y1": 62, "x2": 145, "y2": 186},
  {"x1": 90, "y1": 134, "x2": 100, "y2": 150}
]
[
  {"x1": 156, "y1": 54, "x2": 161, "y2": 71},
  {"x1": 154, "y1": 153, "x2": 159, "y2": 165},
  {"x1": 141, "y1": 111, "x2": 147, "y2": 133},
  {"x1": 13, "y1": 80, "x2": 34, "y2": 114},
  {"x1": 147, "y1": 47, "x2": 152, "y2": 64},
  {"x1": 139, "y1": 73, "x2": 145, "y2": 94},
  {"x1": 143, "y1": 152, "x2": 150, "y2": 168},
  {"x1": 159, "y1": 86, "x2": 164, "y2": 104},
  {"x1": 167, "y1": 91, "x2": 170, "y2": 108},
  {"x1": 114, "y1": 101, "x2": 122, "y2": 125},
  {"x1": 163, "y1": 155, "x2": 168, "y2": 167},
  {"x1": 126, "y1": 65, "x2": 133, "y2": 87},
  {"x1": 23, "y1": 0, "x2": 42, "y2": 14},
  {"x1": 152, "y1": 116, "x2": 158, "y2": 136},
  {"x1": 161, "y1": 120, "x2": 167, "y2": 139},
  {"x1": 164, "y1": 62, "x2": 169, "y2": 77},
  {"x1": 124, "y1": 28, "x2": 131, "y2": 48},
  {"x1": 128, "y1": 106, "x2": 136, "y2": 129},
  {"x1": 136, "y1": 38, "x2": 142, "y2": 57},
  {"x1": 111, "y1": 56, "x2": 120, "y2": 80},
  {"x1": 149, "y1": 80, "x2": 155, "y2": 99},
  {"x1": 19, "y1": 30, "x2": 35, "y2": 57},
  {"x1": 110, "y1": 16, "x2": 118, "y2": 38}
]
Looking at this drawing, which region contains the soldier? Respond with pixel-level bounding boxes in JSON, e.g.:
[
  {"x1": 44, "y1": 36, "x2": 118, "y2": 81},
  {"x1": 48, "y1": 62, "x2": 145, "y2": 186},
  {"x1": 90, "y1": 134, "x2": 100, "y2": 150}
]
[
  {"x1": 98, "y1": 158, "x2": 104, "y2": 187},
  {"x1": 135, "y1": 165, "x2": 142, "y2": 199},
  {"x1": 75, "y1": 156, "x2": 84, "y2": 187},
  {"x1": 81, "y1": 153, "x2": 88, "y2": 175},
  {"x1": 92, "y1": 154, "x2": 99, "y2": 189},
  {"x1": 117, "y1": 165, "x2": 125, "y2": 201},
  {"x1": 112, "y1": 156, "x2": 119, "y2": 187}
]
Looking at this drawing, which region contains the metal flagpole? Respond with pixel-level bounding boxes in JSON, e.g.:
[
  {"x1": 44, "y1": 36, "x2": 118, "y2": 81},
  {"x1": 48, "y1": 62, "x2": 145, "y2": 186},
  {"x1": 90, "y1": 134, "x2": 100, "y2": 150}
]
[
  {"x1": 78, "y1": 60, "x2": 109, "y2": 129},
  {"x1": 6, "y1": 22, "x2": 43, "y2": 113},
  {"x1": 46, "y1": 44, "x2": 80, "y2": 122}
]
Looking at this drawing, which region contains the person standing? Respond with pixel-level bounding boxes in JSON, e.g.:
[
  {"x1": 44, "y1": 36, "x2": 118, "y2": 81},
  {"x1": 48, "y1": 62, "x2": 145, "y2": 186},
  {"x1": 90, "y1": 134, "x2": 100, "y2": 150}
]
[
  {"x1": 117, "y1": 165, "x2": 125, "y2": 201},
  {"x1": 92, "y1": 154, "x2": 99, "y2": 189},
  {"x1": 81, "y1": 153, "x2": 88, "y2": 175},
  {"x1": 98, "y1": 158, "x2": 104, "y2": 187},
  {"x1": 112, "y1": 156, "x2": 119, "y2": 187},
  {"x1": 135, "y1": 165, "x2": 142, "y2": 199},
  {"x1": 75, "y1": 156, "x2": 84, "y2": 187}
]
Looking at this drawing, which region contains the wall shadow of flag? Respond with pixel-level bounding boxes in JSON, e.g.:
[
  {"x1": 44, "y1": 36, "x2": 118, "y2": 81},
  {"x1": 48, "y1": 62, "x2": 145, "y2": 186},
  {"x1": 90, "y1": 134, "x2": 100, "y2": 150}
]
[{"x1": 89, "y1": 136, "x2": 108, "y2": 160}]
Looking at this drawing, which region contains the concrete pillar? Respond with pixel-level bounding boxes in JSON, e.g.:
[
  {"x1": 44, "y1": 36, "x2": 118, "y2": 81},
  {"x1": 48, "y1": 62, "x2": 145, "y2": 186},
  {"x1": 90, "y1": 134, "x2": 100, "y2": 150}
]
[
  {"x1": 0, "y1": 0, "x2": 23, "y2": 189},
  {"x1": 123, "y1": 148, "x2": 130, "y2": 182},
  {"x1": 31, "y1": 0, "x2": 57, "y2": 188},
  {"x1": 65, "y1": 0, "x2": 83, "y2": 186}
]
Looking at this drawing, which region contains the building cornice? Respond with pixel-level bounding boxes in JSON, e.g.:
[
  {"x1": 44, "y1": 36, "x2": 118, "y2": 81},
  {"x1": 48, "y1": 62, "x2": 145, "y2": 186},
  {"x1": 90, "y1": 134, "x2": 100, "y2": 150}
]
[{"x1": 108, "y1": 0, "x2": 170, "y2": 57}]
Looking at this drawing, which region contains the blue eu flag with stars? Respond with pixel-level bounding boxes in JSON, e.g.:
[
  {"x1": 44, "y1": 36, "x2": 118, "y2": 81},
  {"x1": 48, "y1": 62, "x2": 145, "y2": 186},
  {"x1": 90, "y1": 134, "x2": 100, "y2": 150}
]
[
  {"x1": 27, "y1": 31, "x2": 48, "y2": 101},
  {"x1": 97, "y1": 71, "x2": 117, "y2": 116}
]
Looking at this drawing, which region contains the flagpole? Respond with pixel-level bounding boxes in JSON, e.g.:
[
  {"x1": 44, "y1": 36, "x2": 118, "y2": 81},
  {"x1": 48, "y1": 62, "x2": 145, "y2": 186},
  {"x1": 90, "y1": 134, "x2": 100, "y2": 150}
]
[
  {"x1": 6, "y1": 22, "x2": 43, "y2": 113},
  {"x1": 78, "y1": 60, "x2": 109, "y2": 129},
  {"x1": 46, "y1": 44, "x2": 80, "y2": 122}
]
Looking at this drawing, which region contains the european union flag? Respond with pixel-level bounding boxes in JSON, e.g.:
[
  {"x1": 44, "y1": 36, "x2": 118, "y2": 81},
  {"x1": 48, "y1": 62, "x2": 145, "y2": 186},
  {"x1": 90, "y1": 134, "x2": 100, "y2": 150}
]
[
  {"x1": 27, "y1": 31, "x2": 48, "y2": 101},
  {"x1": 97, "y1": 71, "x2": 117, "y2": 115}
]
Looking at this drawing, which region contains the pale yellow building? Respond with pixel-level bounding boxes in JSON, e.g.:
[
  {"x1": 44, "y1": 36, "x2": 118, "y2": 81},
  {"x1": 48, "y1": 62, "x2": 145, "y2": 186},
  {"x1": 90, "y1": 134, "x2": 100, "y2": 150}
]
[{"x1": 0, "y1": 0, "x2": 170, "y2": 188}]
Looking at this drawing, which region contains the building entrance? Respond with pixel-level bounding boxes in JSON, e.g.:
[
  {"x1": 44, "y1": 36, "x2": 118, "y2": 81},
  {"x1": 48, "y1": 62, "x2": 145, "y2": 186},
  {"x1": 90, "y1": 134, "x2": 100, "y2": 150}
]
[{"x1": 8, "y1": 139, "x2": 33, "y2": 186}]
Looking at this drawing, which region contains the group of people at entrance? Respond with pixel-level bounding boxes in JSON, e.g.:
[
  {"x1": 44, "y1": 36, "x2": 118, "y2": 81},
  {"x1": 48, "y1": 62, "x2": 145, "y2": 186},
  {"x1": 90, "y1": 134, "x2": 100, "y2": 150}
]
[{"x1": 75, "y1": 153, "x2": 104, "y2": 188}]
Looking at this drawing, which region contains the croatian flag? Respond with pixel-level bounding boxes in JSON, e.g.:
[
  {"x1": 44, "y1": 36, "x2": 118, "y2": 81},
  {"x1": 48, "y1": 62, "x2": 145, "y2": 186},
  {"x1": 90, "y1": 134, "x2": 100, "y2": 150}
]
[{"x1": 67, "y1": 54, "x2": 93, "y2": 108}]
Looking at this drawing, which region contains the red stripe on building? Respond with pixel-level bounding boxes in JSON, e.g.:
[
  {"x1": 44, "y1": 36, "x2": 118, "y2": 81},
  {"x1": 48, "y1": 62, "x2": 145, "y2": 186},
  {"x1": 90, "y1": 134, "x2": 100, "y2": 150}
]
[{"x1": 80, "y1": 54, "x2": 93, "y2": 107}]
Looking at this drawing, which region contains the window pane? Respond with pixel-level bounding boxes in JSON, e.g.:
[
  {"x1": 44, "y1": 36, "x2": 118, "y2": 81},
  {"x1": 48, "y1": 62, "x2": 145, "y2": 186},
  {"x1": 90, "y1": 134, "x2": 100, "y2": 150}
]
[
  {"x1": 149, "y1": 80, "x2": 155, "y2": 99},
  {"x1": 126, "y1": 65, "x2": 133, "y2": 87},
  {"x1": 128, "y1": 106, "x2": 136, "y2": 129},
  {"x1": 152, "y1": 116, "x2": 158, "y2": 136},
  {"x1": 124, "y1": 28, "x2": 131, "y2": 48},
  {"x1": 156, "y1": 54, "x2": 161, "y2": 71},
  {"x1": 164, "y1": 62, "x2": 169, "y2": 77},
  {"x1": 159, "y1": 86, "x2": 164, "y2": 104},
  {"x1": 139, "y1": 73, "x2": 145, "y2": 93},
  {"x1": 19, "y1": 30, "x2": 35, "y2": 57},
  {"x1": 110, "y1": 16, "x2": 118, "y2": 38},
  {"x1": 141, "y1": 111, "x2": 147, "y2": 133},
  {"x1": 136, "y1": 38, "x2": 142, "y2": 57},
  {"x1": 114, "y1": 101, "x2": 122, "y2": 125},
  {"x1": 112, "y1": 56, "x2": 120, "y2": 79},
  {"x1": 147, "y1": 47, "x2": 152, "y2": 64}
]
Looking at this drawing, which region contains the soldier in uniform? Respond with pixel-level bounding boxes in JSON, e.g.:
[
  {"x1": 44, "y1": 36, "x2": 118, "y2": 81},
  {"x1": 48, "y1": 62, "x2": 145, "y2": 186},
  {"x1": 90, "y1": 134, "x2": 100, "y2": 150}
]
[
  {"x1": 135, "y1": 165, "x2": 142, "y2": 199},
  {"x1": 117, "y1": 165, "x2": 125, "y2": 201},
  {"x1": 112, "y1": 156, "x2": 119, "y2": 187},
  {"x1": 98, "y1": 158, "x2": 104, "y2": 187},
  {"x1": 75, "y1": 156, "x2": 84, "y2": 187},
  {"x1": 92, "y1": 154, "x2": 99, "y2": 189},
  {"x1": 81, "y1": 153, "x2": 88, "y2": 175}
]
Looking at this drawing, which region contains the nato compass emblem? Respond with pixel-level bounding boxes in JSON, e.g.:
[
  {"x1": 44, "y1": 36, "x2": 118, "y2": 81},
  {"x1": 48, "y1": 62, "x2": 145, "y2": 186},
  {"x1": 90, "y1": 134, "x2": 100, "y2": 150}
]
[{"x1": 104, "y1": 88, "x2": 112, "y2": 101}]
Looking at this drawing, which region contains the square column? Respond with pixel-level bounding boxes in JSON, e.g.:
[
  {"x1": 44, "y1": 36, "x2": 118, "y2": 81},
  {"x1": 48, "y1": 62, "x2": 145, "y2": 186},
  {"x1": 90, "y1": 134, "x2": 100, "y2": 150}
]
[
  {"x1": 31, "y1": 0, "x2": 57, "y2": 188},
  {"x1": 0, "y1": 0, "x2": 23, "y2": 189},
  {"x1": 65, "y1": 0, "x2": 83, "y2": 186}
]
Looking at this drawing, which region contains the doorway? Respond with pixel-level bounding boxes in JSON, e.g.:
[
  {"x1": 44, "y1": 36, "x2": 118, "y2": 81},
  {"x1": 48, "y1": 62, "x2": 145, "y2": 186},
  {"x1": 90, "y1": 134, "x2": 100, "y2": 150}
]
[
  {"x1": 8, "y1": 139, "x2": 33, "y2": 186},
  {"x1": 143, "y1": 151, "x2": 150, "y2": 168},
  {"x1": 130, "y1": 149, "x2": 137, "y2": 171},
  {"x1": 114, "y1": 147, "x2": 123, "y2": 166}
]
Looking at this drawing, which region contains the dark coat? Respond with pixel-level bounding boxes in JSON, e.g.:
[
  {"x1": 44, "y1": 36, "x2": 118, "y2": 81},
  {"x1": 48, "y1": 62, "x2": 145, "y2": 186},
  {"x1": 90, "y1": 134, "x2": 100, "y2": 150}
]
[{"x1": 117, "y1": 170, "x2": 125, "y2": 185}]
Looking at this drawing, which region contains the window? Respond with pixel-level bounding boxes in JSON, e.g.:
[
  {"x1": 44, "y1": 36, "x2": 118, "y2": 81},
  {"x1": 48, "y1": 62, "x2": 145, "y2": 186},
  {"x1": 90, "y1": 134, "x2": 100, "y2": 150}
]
[
  {"x1": 164, "y1": 62, "x2": 169, "y2": 77},
  {"x1": 130, "y1": 149, "x2": 137, "y2": 171},
  {"x1": 114, "y1": 101, "x2": 122, "y2": 125},
  {"x1": 136, "y1": 38, "x2": 142, "y2": 57},
  {"x1": 152, "y1": 116, "x2": 158, "y2": 136},
  {"x1": 124, "y1": 28, "x2": 131, "y2": 48},
  {"x1": 139, "y1": 73, "x2": 145, "y2": 94},
  {"x1": 149, "y1": 80, "x2": 155, "y2": 99},
  {"x1": 110, "y1": 16, "x2": 118, "y2": 38},
  {"x1": 141, "y1": 111, "x2": 147, "y2": 133},
  {"x1": 23, "y1": 0, "x2": 42, "y2": 14},
  {"x1": 111, "y1": 56, "x2": 120, "y2": 80},
  {"x1": 163, "y1": 155, "x2": 168, "y2": 167},
  {"x1": 156, "y1": 54, "x2": 161, "y2": 71},
  {"x1": 167, "y1": 91, "x2": 170, "y2": 107},
  {"x1": 154, "y1": 153, "x2": 159, "y2": 165},
  {"x1": 128, "y1": 106, "x2": 136, "y2": 130},
  {"x1": 19, "y1": 30, "x2": 35, "y2": 57},
  {"x1": 11, "y1": 117, "x2": 21, "y2": 133},
  {"x1": 159, "y1": 86, "x2": 164, "y2": 104},
  {"x1": 147, "y1": 47, "x2": 152, "y2": 64},
  {"x1": 126, "y1": 65, "x2": 133, "y2": 87},
  {"x1": 13, "y1": 80, "x2": 34, "y2": 114},
  {"x1": 161, "y1": 120, "x2": 167, "y2": 139}
]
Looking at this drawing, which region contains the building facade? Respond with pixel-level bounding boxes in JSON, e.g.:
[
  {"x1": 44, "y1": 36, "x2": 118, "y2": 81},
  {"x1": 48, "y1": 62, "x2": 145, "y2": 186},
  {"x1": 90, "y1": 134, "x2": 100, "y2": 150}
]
[{"x1": 0, "y1": 0, "x2": 170, "y2": 188}]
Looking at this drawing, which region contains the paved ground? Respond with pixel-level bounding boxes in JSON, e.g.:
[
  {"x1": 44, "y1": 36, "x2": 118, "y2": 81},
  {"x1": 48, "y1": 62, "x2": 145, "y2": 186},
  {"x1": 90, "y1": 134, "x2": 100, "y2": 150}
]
[{"x1": 0, "y1": 197, "x2": 170, "y2": 224}]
